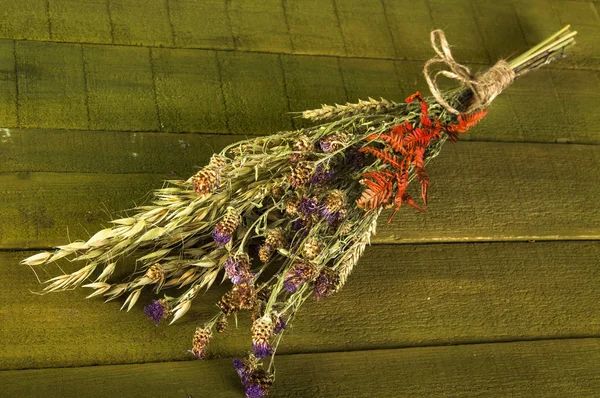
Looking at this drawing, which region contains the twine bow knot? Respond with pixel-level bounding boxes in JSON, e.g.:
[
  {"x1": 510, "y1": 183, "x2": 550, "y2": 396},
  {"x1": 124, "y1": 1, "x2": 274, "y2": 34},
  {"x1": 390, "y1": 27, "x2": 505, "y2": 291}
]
[{"x1": 424, "y1": 29, "x2": 515, "y2": 115}]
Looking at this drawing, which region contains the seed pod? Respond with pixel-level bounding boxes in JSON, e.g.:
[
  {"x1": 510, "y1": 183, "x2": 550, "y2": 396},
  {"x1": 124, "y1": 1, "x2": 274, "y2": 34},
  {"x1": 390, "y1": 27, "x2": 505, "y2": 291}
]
[
  {"x1": 191, "y1": 326, "x2": 212, "y2": 359},
  {"x1": 289, "y1": 162, "x2": 314, "y2": 188},
  {"x1": 293, "y1": 135, "x2": 313, "y2": 152},
  {"x1": 302, "y1": 237, "x2": 322, "y2": 261},
  {"x1": 192, "y1": 168, "x2": 219, "y2": 195},
  {"x1": 145, "y1": 263, "x2": 165, "y2": 282}
]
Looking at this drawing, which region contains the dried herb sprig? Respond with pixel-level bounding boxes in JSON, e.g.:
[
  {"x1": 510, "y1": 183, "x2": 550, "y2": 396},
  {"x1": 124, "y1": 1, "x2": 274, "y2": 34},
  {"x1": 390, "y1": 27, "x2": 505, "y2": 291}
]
[{"x1": 22, "y1": 26, "x2": 576, "y2": 397}]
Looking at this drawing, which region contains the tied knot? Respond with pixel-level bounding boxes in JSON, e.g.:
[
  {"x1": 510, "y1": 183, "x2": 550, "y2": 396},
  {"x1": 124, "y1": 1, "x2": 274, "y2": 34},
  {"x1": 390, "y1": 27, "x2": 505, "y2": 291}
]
[{"x1": 424, "y1": 29, "x2": 515, "y2": 115}]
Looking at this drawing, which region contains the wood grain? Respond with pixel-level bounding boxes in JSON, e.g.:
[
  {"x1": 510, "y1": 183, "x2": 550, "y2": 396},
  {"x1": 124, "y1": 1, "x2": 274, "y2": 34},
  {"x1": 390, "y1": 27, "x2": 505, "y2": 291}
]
[
  {"x1": 2, "y1": 338, "x2": 600, "y2": 397},
  {"x1": 2, "y1": 241, "x2": 599, "y2": 370}
]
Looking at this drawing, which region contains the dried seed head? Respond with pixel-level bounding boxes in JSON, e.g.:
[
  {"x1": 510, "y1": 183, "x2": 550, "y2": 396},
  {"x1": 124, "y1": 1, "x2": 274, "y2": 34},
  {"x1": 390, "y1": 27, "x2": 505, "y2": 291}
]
[
  {"x1": 213, "y1": 207, "x2": 241, "y2": 247},
  {"x1": 192, "y1": 167, "x2": 219, "y2": 195},
  {"x1": 258, "y1": 244, "x2": 272, "y2": 263},
  {"x1": 191, "y1": 326, "x2": 212, "y2": 359},
  {"x1": 302, "y1": 238, "x2": 323, "y2": 261},
  {"x1": 314, "y1": 267, "x2": 339, "y2": 300},
  {"x1": 323, "y1": 190, "x2": 347, "y2": 215},
  {"x1": 285, "y1": 199, "x2": 299, "y2": 216},
  {"x1": 216, "y1": 315, "x2": 228, "y2": 333},
  {"x1": 270, "y1": 184, "x2": 286, "y2": 200},
  {"x1": 289, "y1": 162, "x2": 314, "y2": 188},
  {"x1": 288, "y1": 152, "x2": 306, "y2": 164},
  {"x1": 283, "y1": 262, "x2": 315, "y2": 292},
  {"x1": 293, "y1": 135, "x2": 313, "y2": 152},
  {"x1": 224, "y1": 253, "x2": 252, "y2": 284},
  {"x1": 320, "y1": 132, "x2": 350, "y2": 153},
  {"x1": 245, "y1": 369, "x2": 274, "y2": 397},
  {"x1": 145, "y1": 263, "x2": 165, "y2": 282},
  {"x1": 218, "y1": 283, "x2": 256, "y2": 315},
  {"x1": 209, "y1": 154, "x2": 228, "y2": 171},
  {"x1": 251, "y1": 316, "x2": 274, "y2": 359},
  {"x1": 265, "y1": 228, "x2": 287, "y2": 250}
]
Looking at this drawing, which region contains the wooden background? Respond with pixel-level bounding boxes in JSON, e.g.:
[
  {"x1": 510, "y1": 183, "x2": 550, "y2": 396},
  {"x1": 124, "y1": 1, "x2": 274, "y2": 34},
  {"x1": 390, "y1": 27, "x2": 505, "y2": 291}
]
[{"x1": 0, "y1": 0, "x2": 599, "y2": 396}]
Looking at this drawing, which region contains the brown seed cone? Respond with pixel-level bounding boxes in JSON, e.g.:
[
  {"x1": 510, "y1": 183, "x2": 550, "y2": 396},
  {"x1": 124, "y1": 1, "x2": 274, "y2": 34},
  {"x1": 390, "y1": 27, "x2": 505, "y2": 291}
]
[
  {"x1": 215, "y1": 207, "x2": 240, "y2": 236},
  {"x1": 192, "y1": 167, "x2": 219, "y2": 195},
  {"x1": 302, "y1": 237, "x2": 323, "y2": 261},
  {"x1": 192, "y1": 326, "x2": 212, "y2": 358},
  {"x1": 209, "y1": 154, "x2": 228, "y2": 170},
  {"x1": 218, "y1": 283, "x2": 255, "y2": 315},
  {"x1": 251, "y1": 316, "x2": 274, "y2": 345},
  {"x1": 270, "y1": 184, "x2": 286, "y2": 200},
  {"x1": 289, "y1": 162, "x2": 314, "y2": 188},
  {"x1": 145, "y1": 263, "x2": 164, "y2": 282},
  {"x1": 285, "y1": 199, "x2": 299, "y2": 216},
  {"x1": 323, "y1": 189, "x2": 347, "y2": 214},
  {"x1": 246, "y1": 370, "x2": 273, "y2": 394},
  {"x1": 216, "y1": 316, "x2": 228, "y2": 333},
  {"x1": 293, "y1": 135, "x2": 313, "y2": 152},
  {"x1": 288, "y1": 152, "x2": 306, "y2": 164},
  {"x1": 258, "y1": 245, "x2": 272, "y2": 263},
  {"x1": 265, "y1": 228, "x2": 287, "y2": 250}
]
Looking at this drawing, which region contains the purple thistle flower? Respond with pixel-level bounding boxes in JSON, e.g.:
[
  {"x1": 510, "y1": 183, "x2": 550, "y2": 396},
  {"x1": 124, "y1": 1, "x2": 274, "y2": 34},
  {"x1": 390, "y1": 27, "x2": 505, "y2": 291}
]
[
  {"x1": 310, "y1": 164, "x2": 335, "y2": 185},
  {"x1": 291, "y1": 218, "x2": 305, "y2": 232},
  {"x1": 274, "y1": 317, "x2": 287, "y2": 334},
  {"x1": 233, "y1": 358, "x2": 250, "y2": 384},
  {"x1": 252, "y1": 342, "x2": 272, "y2": 359},
  {"x1": 212, "y1": 227, "x2": 232, "y2": 247},
  {"x1": 319, "y1": 140, "x2": 333, "y2": 153},
  {"x1": 283, "y1": 277, "x2": 298, "y2": 293},
  {"x1": 245, "y1": 384, "x2": 267, "y2": 398},
  {"x1": 314, "y1": 269, "x2": 338, "y2": 300},
  {"x1": 144, "y1": 300, "x2": 165, "y2": 325},
  {"x1": 298, "y1": 197, "x2": 319, "y2": 218},
  {"x1": 224, "y1": 254, "x2": 252, "y2": 284}
]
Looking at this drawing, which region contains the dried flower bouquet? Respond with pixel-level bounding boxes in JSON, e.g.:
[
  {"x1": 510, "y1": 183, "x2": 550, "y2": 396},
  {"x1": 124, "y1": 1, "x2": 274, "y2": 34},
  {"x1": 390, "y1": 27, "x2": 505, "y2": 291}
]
[{"x1": 23, "y1": 26, "x2": 576, "y2": 397}]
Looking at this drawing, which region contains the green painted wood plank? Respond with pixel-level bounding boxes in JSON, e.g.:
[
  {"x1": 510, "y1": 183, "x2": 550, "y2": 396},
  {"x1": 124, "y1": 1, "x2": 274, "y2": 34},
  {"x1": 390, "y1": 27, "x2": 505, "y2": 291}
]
[
  {"x1": 0, "y1": 39, "x2": 597, "y2": 141},
  {"x1": 83, "y1": 44, "x2": 159, "y2": 131},
  {"x1": 228, "y1": 0, "x2": 292, "y2": 53},
  {"x1": 334, "y1": 0, "x2": 396, "y2": 59},
  {"x1": 284, "y1": 0, "x2": 346, "y2": 56},
  {"x1": 340, "y1": 57, "x2": 402, "y2": 102},
  {"x1": 169, "y1": 0, "x2": 234, "y2": 49},
  {"x1": 0, "y1": 40, "x2": 17, "y2": 127},
  {"x1": 108, "y1": 0, "x2": 173, "y2": 47},
  {"x1": 382, "y1": 0, "x2": 434, "y2": 61},
  {"x1": 3, "y1": 339, "x2": 600, "y2": 397},
  {"x1": 0, "y1": 130, "x2": 241, "y2": 174},
  {"x1": 280, "y1": 54, "x2": 347, "y2": 129},
  {"x1": 152, "y1": 48, "x2": 227, "y2": 133},
  {"x1": 428, "y1": 0, "x2": 490, "y2": 64},
  {"x1": 48, "y1": 0, "x2": 113, "y2": 44},
  {"x1": 1, "y1": 240, "x2": 599, "y2": 370},
  {"x1": 0, "y1": 141, "x2": 598, "y2": 249},
  {"x1": 0, "y1": 0, "x2": 50, "y2": 41},
  {"x1": 15, "y1": 41, "x2": 88, "y2": 129},
  {"x1": 217, "y1": 51, "x2": 292, "y2": 135}
]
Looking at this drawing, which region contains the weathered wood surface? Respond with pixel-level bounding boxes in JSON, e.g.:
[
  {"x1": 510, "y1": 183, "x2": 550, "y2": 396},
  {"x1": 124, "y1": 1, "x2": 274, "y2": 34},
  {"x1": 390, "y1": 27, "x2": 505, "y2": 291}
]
[
  {"x1": 2, "y1": 338, "x2": 600, "y2": 397},
  {"x1": 0, "y1": 0, "x2": 598, "y2": 71},
  {"x1": 0, "y1": 0, "x2": 598, "y2": 396},
  {"x1": 0, "y1": 38, "x2": 598, "y2": 140},
  {"x1": 2, "y1": 241, "x2": 599, "y2": 370},
  {"x1": 0, "y1": 139, "x2": 598, "y2": 249}
]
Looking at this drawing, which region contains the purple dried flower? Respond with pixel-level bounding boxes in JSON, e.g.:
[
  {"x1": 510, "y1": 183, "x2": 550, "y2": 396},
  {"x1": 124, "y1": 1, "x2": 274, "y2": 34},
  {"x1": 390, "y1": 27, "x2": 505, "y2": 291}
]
[
  {"x1": 144, "y1": 300, "x2": 166, "y2": 325},
  {"x1": 252, "y1": 342, "x2": 273, "y2": 359},
  {"x1": 213, "y1": 227, "x2": 232, "y2": 247},
  {"x1": 310, "y1": 164, "x2": 335, "y2": 185},
  {"x1": 298, "y1": 197, "x2": 319, "y2": 218},
  {"x1": 245, "y1": 384, "x2": 266, "y2": 398},
  {"x1": 283, "y1": 262, "x2": 314, "y2": 293},
  {"x1": 233, "y1": 358, "x2": 250, "y2": 383},
  {"x1": 291, "y1": 218, "x2": 305, "y2": 233},
  {"x1": 314, "y1": 268, "x2": 339, "y2": 300},
  {"x1": 273, "y1": 317, "x2": 287, "y2": 334},
  {"x1": 224, "y1": 254, "x2": 252, "y2": 284}
]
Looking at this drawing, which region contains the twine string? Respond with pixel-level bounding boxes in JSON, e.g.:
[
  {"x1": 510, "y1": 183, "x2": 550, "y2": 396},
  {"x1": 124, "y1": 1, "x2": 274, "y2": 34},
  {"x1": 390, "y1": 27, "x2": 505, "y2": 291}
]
[{"x1": 423, "y1": 29, "x2": 515, "y2": 115}]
